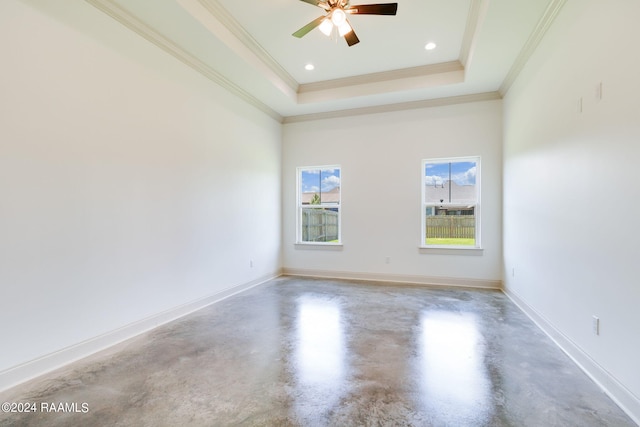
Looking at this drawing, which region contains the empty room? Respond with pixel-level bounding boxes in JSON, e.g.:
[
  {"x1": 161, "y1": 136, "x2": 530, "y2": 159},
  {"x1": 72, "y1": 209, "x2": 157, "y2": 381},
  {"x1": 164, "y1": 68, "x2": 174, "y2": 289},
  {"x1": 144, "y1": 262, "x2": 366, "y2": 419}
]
[{"x1": 1, "y1": 0, "x2": 638, "y2": 425}]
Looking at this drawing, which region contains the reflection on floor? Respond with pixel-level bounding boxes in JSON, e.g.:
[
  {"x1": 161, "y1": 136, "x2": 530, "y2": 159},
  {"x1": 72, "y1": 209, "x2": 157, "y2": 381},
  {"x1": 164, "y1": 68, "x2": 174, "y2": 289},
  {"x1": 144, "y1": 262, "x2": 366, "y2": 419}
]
[{"x1": 0, "y1": 277, "x2": 635, "y2": 426}]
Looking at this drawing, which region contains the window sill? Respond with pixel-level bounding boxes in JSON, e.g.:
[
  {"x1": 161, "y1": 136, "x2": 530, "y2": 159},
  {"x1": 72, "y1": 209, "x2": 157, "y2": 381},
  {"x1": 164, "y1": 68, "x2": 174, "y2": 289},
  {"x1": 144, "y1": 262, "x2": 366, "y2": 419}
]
[
  {"x1": 295, "y1": 242, "x2": 343, "y2": 251},
  {"x1": 419, "y1": 246, "x2": 483, "y2": 256}
]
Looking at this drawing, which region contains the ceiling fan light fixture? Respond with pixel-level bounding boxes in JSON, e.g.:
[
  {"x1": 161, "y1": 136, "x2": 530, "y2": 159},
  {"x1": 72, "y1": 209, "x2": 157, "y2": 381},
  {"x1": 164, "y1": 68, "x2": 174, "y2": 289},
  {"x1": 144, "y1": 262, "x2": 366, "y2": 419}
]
[
  {"x1": 331, "y1": 8, "x2": 347, "y2": 26},
  {"x1": 319, "y1": 18, "x2": 333, "y2": 36},
  {"x1": 292, "y1": 0, "x2": 398, "y2": 47},
  {"x1": 338, "y1": 21, "x2": 352, "y2": 37}
]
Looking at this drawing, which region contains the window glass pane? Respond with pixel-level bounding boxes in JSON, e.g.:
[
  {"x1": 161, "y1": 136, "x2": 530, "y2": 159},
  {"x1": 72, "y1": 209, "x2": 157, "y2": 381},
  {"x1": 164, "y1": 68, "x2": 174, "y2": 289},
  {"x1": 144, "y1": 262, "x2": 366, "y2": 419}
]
[
  {"x1": 450, "y1": 161, "x2": 477, "y2": 204},
  {"x1": 424, "y1": 161, "x2": 477, "y2": 204},
  {"x1": 423, "y1": 157, "x2": 479, "y2": 248},
  {"x1": 298, "y1": 166, "x2": 341, "y2": 244},
  {"x1": 300, "y1": 168, "x2": 340, "y2": 205},
  {"x1": 425, "y1": 206, "x2": 476, "y2": 246},
  {"x1": 301, "y1": 207, "x2": 340, "y2": 243}
]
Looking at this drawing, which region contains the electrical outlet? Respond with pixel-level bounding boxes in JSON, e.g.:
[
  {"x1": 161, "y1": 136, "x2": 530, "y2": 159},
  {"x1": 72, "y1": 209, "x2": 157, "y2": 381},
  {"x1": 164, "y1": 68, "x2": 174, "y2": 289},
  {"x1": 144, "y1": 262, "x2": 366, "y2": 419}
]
[
  {"x1": 592, "y1": 315, "x2": 600, "y2": 335},
  {"x1": 385, "y1": 257, "x2": 391, "y2": 264}
]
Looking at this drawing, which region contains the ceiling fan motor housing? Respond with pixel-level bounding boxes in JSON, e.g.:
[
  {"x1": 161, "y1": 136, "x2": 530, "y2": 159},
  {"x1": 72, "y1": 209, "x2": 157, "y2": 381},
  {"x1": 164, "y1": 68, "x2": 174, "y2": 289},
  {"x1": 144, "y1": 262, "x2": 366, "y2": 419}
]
[{"x1": 293, "y1": 0, "x2": 398, "y2": 47}]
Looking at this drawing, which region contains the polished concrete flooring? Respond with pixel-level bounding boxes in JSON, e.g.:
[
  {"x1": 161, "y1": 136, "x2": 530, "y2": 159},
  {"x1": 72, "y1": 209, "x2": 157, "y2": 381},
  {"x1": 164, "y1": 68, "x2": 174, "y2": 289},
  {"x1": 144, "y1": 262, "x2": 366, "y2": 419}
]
[{"x1": 0, "y1": 276, "x2": 635, "y2": 426}]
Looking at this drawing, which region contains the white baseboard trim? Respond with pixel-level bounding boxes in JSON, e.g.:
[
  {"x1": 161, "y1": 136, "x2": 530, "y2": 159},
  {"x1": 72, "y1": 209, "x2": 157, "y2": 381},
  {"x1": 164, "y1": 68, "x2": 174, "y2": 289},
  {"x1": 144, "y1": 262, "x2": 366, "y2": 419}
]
[
  {"x1": 0, "y1": 272, "x2": 281, "y2": 393},
  {"x1": 282, "y1": 268, "x2": 502, "y2": 290},
  {"x1": 503, "y1": 286, "x2": 640, "y2": 426}
]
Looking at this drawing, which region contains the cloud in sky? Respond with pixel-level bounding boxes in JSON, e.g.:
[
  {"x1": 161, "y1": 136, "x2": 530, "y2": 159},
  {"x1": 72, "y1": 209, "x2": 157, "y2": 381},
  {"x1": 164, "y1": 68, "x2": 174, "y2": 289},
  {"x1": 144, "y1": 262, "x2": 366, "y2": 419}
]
[
  {"x1": 453, "y1": 166, "x2": 476, "y2": 185},
  {"x1": 322, "y1": 175, "x2": 340, "y2": 191},
  {"x1": 425, "y1": 161, "x2": 477, "y2": 186},
  {"x1": 301, "y1": 168, "x2": 341, "y2": 193},
  {"x1": 425, "y1": 175, "x2": 445, "y2": 186}
]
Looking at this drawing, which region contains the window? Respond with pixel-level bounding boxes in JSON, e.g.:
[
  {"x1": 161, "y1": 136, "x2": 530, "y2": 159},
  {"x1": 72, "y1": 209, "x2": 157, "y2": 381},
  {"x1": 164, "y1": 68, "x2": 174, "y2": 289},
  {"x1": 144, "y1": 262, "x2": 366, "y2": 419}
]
[
  {"x1": 297, "y1": 166, "x2": 341, "y2": 244},
  {"x1": 422, "y1": 157, "x2": 480, "y2": 248}
]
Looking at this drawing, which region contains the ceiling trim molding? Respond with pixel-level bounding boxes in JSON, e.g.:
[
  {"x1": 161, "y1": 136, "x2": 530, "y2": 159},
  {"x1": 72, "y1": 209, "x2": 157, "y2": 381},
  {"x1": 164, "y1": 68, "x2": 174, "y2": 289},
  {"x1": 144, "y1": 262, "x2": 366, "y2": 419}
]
[
  {"x1": 186, "y1": 0, "x2": 299, "y2": 97},
  {"x1": 297, "y1": 62, "x2": 465, "y2": 104},
  {"x1": 459, "y1": 0, "x2": 490, "y2": 68},
  {"x1": 196, "y1": 0, "x2": 298, "y2": 92},
  {"x1": 283, "y1": 91, "x2": 502, "y2": 124},
  {"x1": 499, "y1": 0, "x2": 568, "y2": 95},
  {"x1": 84, "y1": 0, "x2": 283, "y2": 122},
  {"x1": 299, "y1": 62, "x2": 464, "y2": 94}
]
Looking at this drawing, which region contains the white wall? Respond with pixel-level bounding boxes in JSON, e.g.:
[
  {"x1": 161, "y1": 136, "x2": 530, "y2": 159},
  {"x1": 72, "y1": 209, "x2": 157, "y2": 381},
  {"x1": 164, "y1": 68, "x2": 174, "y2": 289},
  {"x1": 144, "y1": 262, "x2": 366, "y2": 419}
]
[
  {"x1": 503, "y1": 0, "x2": 640, "y2": 420},
  {"x1": 0, "y1": 0, "x2": 281, "y2": 384},
  {"x1": 283, "y1": 100, "x2": 503, "y2": 286}
]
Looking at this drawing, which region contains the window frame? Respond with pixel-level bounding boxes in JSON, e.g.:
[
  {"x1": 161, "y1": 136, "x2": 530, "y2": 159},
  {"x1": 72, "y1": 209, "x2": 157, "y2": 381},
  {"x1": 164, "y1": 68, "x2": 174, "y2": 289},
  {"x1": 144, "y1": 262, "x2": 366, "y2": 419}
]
[
  {"x1": 296, "y1": 165, "x2": 342, "y2": 246},
  {"x1": 420, "y1": 156, "x2": 481, "y2": 250}
]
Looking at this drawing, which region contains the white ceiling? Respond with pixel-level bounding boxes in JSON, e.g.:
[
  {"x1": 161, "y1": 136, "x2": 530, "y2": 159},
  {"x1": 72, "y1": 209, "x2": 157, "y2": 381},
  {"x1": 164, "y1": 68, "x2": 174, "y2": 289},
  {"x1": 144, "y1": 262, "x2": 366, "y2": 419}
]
[{"x1": 85, "y1": 0, "x2": 565, "y2": 122}]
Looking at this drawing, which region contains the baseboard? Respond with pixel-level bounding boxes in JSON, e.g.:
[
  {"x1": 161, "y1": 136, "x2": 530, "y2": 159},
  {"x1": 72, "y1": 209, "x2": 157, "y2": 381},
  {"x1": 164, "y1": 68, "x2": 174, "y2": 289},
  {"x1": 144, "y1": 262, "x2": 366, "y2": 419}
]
[
  {"x1": 282, "y1": 268, "x2": 502, "y2": 290},
  {"x1": 503, "y1": 286, "x2": 640, "y2": 426},
  {"x1": 0, "y1": 271, "x2": 281, "y2": 393}
]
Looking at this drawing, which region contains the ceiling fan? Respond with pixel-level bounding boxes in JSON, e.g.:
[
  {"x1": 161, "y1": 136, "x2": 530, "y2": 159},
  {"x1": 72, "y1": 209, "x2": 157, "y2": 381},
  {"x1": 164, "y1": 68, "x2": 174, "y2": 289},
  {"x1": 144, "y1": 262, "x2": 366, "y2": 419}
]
[{"x1": 292, "y1": 0, "x2": 398, "y2": 47}]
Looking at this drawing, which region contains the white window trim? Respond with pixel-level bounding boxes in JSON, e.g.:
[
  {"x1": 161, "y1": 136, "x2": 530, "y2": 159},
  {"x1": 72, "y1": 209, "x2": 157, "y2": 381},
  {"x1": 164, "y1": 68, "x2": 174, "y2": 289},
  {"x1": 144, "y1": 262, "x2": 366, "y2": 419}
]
[
  {"x1": 296, "y1": 165, "x2": 342, "y2": 246},
  {"x1": 420, "y1": 156, "x2": 481, "y2": 250}
]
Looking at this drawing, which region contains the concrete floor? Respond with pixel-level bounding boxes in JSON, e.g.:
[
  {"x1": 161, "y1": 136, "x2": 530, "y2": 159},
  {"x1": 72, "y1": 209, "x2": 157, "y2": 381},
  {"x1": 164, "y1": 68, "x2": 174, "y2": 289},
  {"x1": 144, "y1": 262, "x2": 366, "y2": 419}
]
[{"x1": 0, "y1": 276, "x2": 635, "y2": 426}]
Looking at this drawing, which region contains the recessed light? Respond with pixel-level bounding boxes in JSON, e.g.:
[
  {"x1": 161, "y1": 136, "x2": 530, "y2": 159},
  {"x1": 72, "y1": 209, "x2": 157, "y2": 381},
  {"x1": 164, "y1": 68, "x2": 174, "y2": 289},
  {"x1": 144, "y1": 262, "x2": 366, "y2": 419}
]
[
  {"x1": 305, "y1": 63, "x2": 315, "y2": 71},
  {"x1": 425, "y1": 42, "x2": 437, "y2": 51}
]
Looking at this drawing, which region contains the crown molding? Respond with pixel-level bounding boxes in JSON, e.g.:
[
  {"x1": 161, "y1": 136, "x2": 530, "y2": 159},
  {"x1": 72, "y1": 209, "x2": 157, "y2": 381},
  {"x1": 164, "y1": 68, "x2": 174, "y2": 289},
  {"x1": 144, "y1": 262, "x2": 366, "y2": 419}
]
[
  {"x1": 297, "y1": 61, "x2": 465, "y2": 104},
  {"x1": 84, "y1": 0, "x2": 547, "y2": 124},
  {"x1": 283, "y1": 91, "x2": 502, "y2": 124},
  {"x1": 299, "y1": 61, "x2": 464, "y2": 94},
  {"x1": 84, "y1": 0, "x2": 283, "y2": 122},
  {"x1": 196, "y1": 0, "x2": 299, "y2": 93},
  {"x1": 499, "y1": 0, "x2": 568, "y2": 95},
  {"x1": 178, "y1": 0, "x2": 298, "y2": 100},
  {"x1": 459, "y1": 0, "x2": 490, "y2": 68}
]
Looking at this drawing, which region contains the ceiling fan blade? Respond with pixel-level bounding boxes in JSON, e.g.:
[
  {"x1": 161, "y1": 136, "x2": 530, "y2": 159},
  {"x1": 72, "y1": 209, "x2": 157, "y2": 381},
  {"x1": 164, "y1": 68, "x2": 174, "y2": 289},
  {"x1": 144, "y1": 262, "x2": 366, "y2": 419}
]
[
  {"x1": 292, "y1": 15, "x2": 327, "y2": 38},
  {"x1": 298, "y1": 0, "x2": 322, "y2": 6},
  {"x1": 344, "y1": 27, "x2": 360, "y2": 47},
  {"x1": 349, "y1": 3, "x2": 398, "y2": 15}
]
